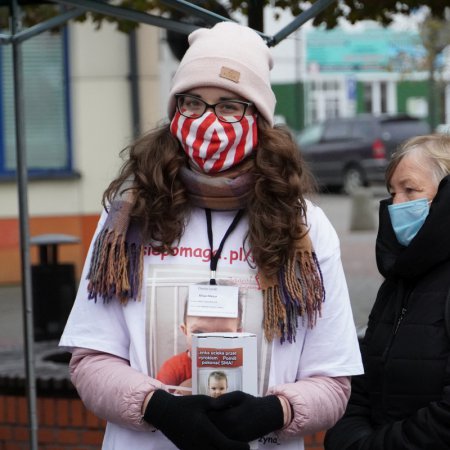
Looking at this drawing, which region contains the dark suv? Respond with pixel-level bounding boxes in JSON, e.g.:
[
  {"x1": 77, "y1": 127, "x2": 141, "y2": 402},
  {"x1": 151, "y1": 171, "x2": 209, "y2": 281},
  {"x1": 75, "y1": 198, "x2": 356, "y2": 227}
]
[{"x1": 297, "y1": 114, "x2": 431, "y2": 193}]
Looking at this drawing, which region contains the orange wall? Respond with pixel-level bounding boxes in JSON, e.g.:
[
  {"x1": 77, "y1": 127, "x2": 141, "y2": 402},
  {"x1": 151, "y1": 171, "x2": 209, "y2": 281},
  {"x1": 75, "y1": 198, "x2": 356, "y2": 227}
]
[{"x1": 0, "y1": 214, "x2": 99, "y2": 285}]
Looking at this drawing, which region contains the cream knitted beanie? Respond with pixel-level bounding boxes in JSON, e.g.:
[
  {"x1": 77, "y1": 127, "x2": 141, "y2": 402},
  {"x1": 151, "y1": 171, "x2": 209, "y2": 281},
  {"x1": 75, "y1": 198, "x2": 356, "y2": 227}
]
[{"x1": 168, "y1": 21, "x2": 276, "y2": 126}]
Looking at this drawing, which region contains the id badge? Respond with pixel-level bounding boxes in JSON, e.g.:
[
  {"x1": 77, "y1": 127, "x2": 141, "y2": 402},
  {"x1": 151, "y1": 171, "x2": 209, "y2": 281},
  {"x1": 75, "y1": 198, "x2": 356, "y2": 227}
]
[{"x1": 187, "y1": 284, "x2": 239, "y2": 318}]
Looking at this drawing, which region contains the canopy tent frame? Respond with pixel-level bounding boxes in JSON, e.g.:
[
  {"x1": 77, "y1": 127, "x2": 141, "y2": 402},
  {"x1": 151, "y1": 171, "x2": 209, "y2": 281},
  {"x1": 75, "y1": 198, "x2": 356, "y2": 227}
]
[{"x1": 0, "y1": 0, "x2": 336, "y2": 447}]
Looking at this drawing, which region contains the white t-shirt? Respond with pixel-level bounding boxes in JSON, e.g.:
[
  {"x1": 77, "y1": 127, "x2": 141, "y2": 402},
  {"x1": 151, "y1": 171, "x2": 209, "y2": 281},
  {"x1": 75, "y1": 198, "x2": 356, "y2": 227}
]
[{"x1": 60, "y1": 200, "x2": 363, "y2": 450}]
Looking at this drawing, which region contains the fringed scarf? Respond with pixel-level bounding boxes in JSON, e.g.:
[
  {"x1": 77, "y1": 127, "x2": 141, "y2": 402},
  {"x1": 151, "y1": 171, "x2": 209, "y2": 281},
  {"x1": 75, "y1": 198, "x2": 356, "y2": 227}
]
[
  {"x1": 259, "y1": 242, "x2": 325, "y2": 344},
  {"x1": 86, "y1": 162, "x2": 325, "y2": 343},
  {"x1": 86, "y1": 178, "x2": 143, "y2": 303}
]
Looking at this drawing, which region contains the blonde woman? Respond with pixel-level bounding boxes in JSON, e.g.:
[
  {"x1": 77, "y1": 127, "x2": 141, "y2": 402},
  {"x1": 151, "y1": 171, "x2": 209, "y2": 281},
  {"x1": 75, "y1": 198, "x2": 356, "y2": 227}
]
[{"x1": 326, "y1": 134, "x2": 450, "y2": 450}]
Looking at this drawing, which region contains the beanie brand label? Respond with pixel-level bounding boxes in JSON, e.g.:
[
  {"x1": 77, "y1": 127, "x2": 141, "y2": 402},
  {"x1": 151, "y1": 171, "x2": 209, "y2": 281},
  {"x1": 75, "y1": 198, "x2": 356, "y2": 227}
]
[{"x1": 220, "y1": 66, "x2": 240, "y2": 83}]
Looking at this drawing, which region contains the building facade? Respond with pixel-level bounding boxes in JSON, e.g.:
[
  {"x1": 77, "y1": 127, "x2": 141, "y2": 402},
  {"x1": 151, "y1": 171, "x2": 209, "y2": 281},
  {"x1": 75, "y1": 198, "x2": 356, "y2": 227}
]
[
  {"x1": 1, "y1": 14, "x2": 448, "y2": 285},
  {"x1": 0, "y1": 19, "x2": 168, "y2": 284},
  {"x1": 270, "y1": 22, "x2": 449, "y2": 131}
]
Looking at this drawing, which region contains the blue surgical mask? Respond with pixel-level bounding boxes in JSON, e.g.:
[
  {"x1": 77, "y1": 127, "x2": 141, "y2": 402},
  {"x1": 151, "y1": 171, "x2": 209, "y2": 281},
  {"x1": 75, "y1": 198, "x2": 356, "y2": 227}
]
[{"x1": 388, "y1": 198, "x2": 430, "y2": 246}]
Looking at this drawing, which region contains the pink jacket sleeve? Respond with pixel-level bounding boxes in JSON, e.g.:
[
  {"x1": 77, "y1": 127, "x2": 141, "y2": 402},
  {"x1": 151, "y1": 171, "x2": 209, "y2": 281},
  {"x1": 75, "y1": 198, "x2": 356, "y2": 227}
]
[
  {"x1": 70, "y1": 347, "x2": 350, "y2": 436},
  {"x1": 267, "y1": 376, "x2": 351, "y2": 438},
  {"x1": 69, "y1": 347, "x2": 166, "y2": 431}
]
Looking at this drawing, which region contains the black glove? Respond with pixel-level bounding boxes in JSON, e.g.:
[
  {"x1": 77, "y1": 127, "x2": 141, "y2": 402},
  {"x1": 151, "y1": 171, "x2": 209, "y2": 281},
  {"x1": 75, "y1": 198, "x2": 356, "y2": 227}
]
[
  {"x1": 210, "y1": 391, "x2": 285, "y2": 442},
  {"x1": 143, "y1": 389, "x2": 250, "y2": 450}
]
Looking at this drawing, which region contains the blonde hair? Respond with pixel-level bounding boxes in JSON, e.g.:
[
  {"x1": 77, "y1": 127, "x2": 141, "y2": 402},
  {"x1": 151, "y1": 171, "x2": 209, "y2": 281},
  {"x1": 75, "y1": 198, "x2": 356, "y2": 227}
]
[{"x1": 386, "y1": 134, "x2": 450, "y2": 187}]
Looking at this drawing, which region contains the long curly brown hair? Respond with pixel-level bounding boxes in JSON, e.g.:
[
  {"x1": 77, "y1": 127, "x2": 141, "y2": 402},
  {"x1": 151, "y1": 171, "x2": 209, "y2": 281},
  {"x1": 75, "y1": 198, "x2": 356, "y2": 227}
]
[{"x1": 103, "y1": 117, "x2": 316, "y2": 278}]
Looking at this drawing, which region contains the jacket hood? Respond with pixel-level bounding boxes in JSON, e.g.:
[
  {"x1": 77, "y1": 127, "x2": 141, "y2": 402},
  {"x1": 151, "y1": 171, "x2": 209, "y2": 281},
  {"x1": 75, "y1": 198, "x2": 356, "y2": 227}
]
[{"x1": 376, "y1": 175, "x2": 450, "y2": 279}]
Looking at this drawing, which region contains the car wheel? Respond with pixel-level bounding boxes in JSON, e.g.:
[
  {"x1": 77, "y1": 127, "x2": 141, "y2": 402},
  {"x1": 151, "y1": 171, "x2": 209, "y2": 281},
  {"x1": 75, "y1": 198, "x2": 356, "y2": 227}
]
[{"x1": 342, "y1": 166, "x2": 365, "y2": 194}]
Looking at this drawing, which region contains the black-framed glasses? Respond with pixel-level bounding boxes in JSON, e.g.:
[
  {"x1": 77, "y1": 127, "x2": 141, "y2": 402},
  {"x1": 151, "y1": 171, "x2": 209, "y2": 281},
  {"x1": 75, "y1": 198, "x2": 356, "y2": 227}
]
[{"x1": 175, "y1": 93, "x2": 253, "y2": 123}]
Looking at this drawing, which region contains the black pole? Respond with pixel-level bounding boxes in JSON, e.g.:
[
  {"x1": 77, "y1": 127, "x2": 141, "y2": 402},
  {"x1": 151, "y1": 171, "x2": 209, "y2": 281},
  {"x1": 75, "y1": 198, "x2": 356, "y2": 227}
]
[
  {"x1": 247, "y1": 0, "x2": 264, "y2": 32},
  {"x1": 269, "y1": 0, "x2": 337, "y2": 47},
  {"x1": 428, "y1": 57, "x2": 438, "y2": 131},
  {"x1": 128, "y1": 29, "x2": 141, "y2": 138},
  {"x1": 10, "y1": 1, "x2": 39, "y2": 448}
]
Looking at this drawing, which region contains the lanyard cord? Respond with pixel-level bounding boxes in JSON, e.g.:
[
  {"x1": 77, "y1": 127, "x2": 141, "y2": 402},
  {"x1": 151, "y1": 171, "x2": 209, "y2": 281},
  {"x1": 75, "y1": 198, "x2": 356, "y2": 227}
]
[{"x1": 205, "y1": 208, "x2": 245, "y2": 285}]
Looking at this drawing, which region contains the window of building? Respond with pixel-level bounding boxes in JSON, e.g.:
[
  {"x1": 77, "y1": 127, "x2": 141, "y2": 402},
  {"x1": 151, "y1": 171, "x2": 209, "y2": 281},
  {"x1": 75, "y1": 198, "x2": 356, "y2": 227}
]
[
  {"x1": 380, "y1": 82, "x2": 388, "y2": 114},
  {"x1": 0, "y1": 29, "x2": 71, "y2": 178},
  {"x1": 362, "y1": 83, "x2": 372, "y2": 113},
  {"x1": 306, "y1": 80, "x2": 342, "y2": 124},
  {"x1": 362, "y1": 81, "x2": 389, "y2": 114}
]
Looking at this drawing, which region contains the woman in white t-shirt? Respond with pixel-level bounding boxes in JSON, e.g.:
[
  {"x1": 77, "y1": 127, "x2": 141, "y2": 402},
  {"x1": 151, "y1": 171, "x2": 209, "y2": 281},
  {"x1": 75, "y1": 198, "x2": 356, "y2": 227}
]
[{"x1": 60, "y1": 21, "x2": 363, "y2": 450}]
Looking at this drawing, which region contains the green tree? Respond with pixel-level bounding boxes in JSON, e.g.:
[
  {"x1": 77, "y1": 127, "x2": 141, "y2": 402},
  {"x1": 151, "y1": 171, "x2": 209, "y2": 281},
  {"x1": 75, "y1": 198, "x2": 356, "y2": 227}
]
[
  {"x1": 1, "y1": 0, "x2": 450, "y2": 33},
  {"x1": 419, "y1": 14, "x2": 450, "y2": 129},
  {"x1": 2, "y1": 1, "x2": 449, "y2": 126}
]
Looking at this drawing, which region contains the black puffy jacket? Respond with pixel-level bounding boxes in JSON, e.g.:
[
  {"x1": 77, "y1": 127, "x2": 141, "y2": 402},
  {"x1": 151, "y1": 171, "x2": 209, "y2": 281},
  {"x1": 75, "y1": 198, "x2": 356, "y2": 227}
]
[{"x1": 325, "y1": 176, "x2": 450, "y2": 450}]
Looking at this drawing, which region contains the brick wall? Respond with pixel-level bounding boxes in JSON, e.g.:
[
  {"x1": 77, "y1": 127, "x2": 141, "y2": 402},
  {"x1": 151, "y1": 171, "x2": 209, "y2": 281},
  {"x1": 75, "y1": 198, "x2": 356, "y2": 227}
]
[
  {"x1": 0, "y1": 395, "x2": 105, "y2": 450},
  {"x1": 0, "y1": 393, "x2": 325, "y2": 449},
  {"x1": 305, "y1": 431, "x2": 325, "y2": 450}
]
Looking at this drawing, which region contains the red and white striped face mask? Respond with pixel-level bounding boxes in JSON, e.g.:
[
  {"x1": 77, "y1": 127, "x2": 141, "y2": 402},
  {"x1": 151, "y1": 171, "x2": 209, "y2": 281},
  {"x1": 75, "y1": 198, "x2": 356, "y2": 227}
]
[{"x1": 170, "y1": 111, "x2": 258, "y2": 173}]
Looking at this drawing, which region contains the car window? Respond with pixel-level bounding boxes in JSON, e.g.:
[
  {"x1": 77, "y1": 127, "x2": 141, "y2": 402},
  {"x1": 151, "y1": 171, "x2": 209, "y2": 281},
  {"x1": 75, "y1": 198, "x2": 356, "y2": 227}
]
[
  {"x1": 381, "y1": 120, "x2": 431, "y2": 142},
  {"x1": 351, "y1": 120, "x2": 374, "y2": 139},
  {"x1": 298, "y1": 123, "x2": 324, "y2": 146},
  {"x1": 322, "y1": 121, "x2": 351, "y2": 141}
]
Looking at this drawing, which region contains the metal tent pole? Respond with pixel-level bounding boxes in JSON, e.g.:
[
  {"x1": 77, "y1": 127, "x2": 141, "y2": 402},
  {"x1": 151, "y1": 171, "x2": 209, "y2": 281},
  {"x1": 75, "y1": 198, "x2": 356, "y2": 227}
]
[
  {"x1": 268, "y1": 0, "x2": 337, "y2": 46},
  {"x1": 53, "y1": 0, "x2": 198, "y2": 35},
  {"x1": 10, "y1": 1, "x2": 38, "y2": 448},
  {"x1": 2, "y1": 3, "x2": 340, "y2": 450},
  {"x1": 158, "y1": 0, "x2": 234, "y2": 24},
  {"x1": 13, "y1": 7, "x2": 86, "y2": 44}
]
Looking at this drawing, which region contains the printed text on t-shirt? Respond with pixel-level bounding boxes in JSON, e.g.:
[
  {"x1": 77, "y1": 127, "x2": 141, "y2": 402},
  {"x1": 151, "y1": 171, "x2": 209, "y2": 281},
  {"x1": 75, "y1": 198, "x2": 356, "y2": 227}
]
[{"x1": 144, "y1": 245, "x2": 254, "y2": 264}]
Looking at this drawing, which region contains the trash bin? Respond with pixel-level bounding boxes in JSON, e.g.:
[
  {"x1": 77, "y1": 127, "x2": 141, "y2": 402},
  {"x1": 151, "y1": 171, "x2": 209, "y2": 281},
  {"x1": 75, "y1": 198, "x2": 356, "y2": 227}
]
[{"x1": 31, "y1": 234, "x2": 80, "y2": 341}]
